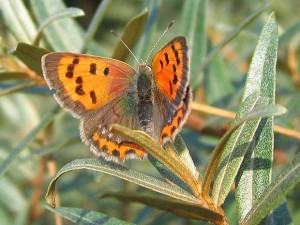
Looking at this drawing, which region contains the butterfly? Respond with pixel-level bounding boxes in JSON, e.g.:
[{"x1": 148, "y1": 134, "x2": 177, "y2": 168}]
[{"x1": 41, "y1": 36, "x2": 191, "y2": 163}]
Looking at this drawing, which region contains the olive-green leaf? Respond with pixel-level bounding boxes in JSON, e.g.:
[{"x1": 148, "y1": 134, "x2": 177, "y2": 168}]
[
  {"x1": 10, "y1": 43, "x2": 49, "y2": 75},
  {"x1": 0, "y1": 106, "x2": 59, "y2": 177},
  {"x1": 102, "y1": 192, "x2": 223, "y2": 223},
  {"x1": 45, "y1": 158, "x2": 199, "y2": 208},
  {"x1": 111, "y1": 8, "x2": 148, "y2": 61},
  {"x1": 236, "y1": 13, "x2": 278, "y2": 222},
  {"x1": 240, "y1": 152, "x2": 300, "y2": 225},
  {"x1": 180, "y1": 0, "x2": 207, "y2": 87},
  {"x1": 33, "y1": 7, "x2": 85, "y2": 46},
  {"x1": 46, "y1": 206, "x2": 134, "y2": 225}
]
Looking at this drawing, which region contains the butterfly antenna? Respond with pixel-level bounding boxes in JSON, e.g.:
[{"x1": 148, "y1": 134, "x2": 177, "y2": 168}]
[
  {"x1": 111, "y1": 30, "x2": 140, "y2": 64},
  {"x1": 145, "y1": 20, "x2": 175, "y2": 62}
]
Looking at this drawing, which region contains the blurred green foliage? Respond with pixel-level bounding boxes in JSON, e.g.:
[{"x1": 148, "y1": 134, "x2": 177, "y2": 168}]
[{"x1": 0, "y1": 0, "x2": 300, "y2": 225}]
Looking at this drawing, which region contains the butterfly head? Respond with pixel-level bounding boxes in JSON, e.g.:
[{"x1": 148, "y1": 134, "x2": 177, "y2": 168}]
[{"x1": 138, "y1": 61, "x2": 152, "y2": 76}]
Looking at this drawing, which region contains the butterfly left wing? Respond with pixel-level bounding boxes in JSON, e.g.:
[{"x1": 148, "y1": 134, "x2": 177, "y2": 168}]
[
  {"x1": 152, "y1": 36, "x2": 192, "y2": 143},
  {"x1": 42, "y1": 53, "x2": 135, "y2": 118},
  {"x1": 42, "y1": 53, "x2": 146, "y2": 162}
]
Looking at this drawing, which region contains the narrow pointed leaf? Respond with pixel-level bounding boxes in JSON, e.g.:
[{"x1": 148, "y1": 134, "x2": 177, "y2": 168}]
[
  {"x1": 240, "y1": 152, "x2": 300, "y2": 225},
  {"x1": 236, "y1": 13, "x2": 278, "y2": 222},
  {"x1": 204, "y1": 95, "x2": 286, "y2": 199},
  {"x1": 173, "y1": 135, "x2": 200, "y2": 180},
  {"x1": 180, "y1": 0, "x2": 207, "y2": 87},
  {"x1": 111, "y1": 9, "x2": 148, "y2": 60},
  {"x1": 199, "y1": 2, "x2": 270, "y2": 72},
  {"x1": 45, "y1": 158, "x2": 199, "y2": 208},
  {"x1": 30, "y1": 0, "x2": 85, "y2": 51},
  {"x1": 10, "y1": 43, "x2": 49, "y2": 74},
  {"x1": 111, "y1": 125, "x2": 203, "y2": 199},
  {"x1": 33, "y1": 7, "x2": 85, "y2": 46},
  {"x1": 0, "y1": 72, "x2": 29, "y2": 81},
  {"x1": 46, "y1": 206, "x2": 134, "y2": 225},
  {"x1": 146, "y1": 136, "x2": 199, "y2": 195},
  {"x1": 211, "y1": 93, "x2": 269, "y2": 205},
  {"x1": 80, "y1": 0, "x2": 112, "y2": 53},
  {"x1": 102, "y1": 192, "x2": 223, "y2": 223},
  {"x1": 0, "y1": 81, "x2": 37, "y2": 96},
  {"x1": 0, "y1": 106, "x2": 59, "y2": 177},
  {"x1": 147, "y1": 155, "x2": 193, "y2": 195},
  {"x1": 0, "y1": 0, "x2": 37, "y2": 42}
]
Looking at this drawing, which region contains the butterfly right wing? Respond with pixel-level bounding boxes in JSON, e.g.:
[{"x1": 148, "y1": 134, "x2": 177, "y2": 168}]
[{"x1": 151, "y1": 37, "x2": 192, "y2": 143}]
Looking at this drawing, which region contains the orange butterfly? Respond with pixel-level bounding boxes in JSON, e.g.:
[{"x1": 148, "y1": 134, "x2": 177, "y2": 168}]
[{"x1": 42, "y1": 36, "x2": 191, "y2": 162}]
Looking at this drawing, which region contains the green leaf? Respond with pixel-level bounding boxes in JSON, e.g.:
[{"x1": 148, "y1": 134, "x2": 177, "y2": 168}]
[
  {"x1": 266, "y1": 202, "x2": 292, "y2": 225},
  {"x1": 0, "y1": 72, "x2": 29, "y2": 81},
  {"x1": 204, "y1": 94, "x2": 286, "y2": 201},
  {"x1": 0, "y1": 81, "x2": 37, "y2": 96},
  {"x1": 147, "y1": 155, "x2": 193, "y2": 195},
  {"x1": 204, "y1": 55, "x2": 234, "y2": 106},
  {"x1": 80, "y1": 0, "x2": 112, "y2": 53},
  {"x1": 279, "y1": 21, "x2": 300, "y2": 48},
  {"x1": 180, "y1": 0, "x2": 207, "y2": 87},
  {"x1": 102, "y1": 192, "x2": 223, "y2": 223},
  {"x1": 33, "y1": 7, "x2": 85, "y2": 46},
  {"x1": 0, "y1": 0, "x2": 37, "y2": 42},
  {"x1": 210, "y1": 93, "x2": 269, "y2": 205},
  {"x1": 199, "y1": 1, "x2": 270, "y2": 72},
  {"x1": 46, "y1": 206, "x2": 134, "y2": 225},
  {"x1": 45, "y1": 158, "x2": 199, "y2": 208},
  {"x1": 111, "y1": 125, "x2": 202, "y2": 199},
  {"x1": 240, "y1": 152, "x2": 300, "y2": 225},
  {"x1": 236, "y1": 13, "x2": 278, "y2": 222},
  {"x1": 134, "y1": 0, "x2": 160, "y2": 61},
  {"x1": 0, "y1": 177, "x2": 30, "y2": 225},
  {"x1": 10, "y1": 43, "x2": 49, "y2": 75},
  {"x1": 147, "y1": 135, "x2": 199, "y2": 195},
  {"x1": 173, "y1": 135, "x2": 199, "y2": 179},
  {"x1": 30, "y1": 0, "x2": 85, "y2": 51},
  {"x1": 111, "y1": 8, "x2": 148, "y2": 61},
  {"x1": 0, "y1": 106, "x2": 59, "y2": 177}
]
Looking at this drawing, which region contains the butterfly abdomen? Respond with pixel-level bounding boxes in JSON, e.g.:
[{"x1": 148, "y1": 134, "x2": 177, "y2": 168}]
[{"x1": 136, "y1": 71, "x2": 154, "y2": 136}]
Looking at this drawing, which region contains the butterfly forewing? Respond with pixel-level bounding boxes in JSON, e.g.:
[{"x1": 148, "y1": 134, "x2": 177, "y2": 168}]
[
  {"x1": 42, "y1": 53, "x2": 135, "y2": 118},
  {"x1": 152, "y1": 36, "x2": 189, "y2": 107},
  {"x1": 151, "y1": 36, "x2": 191, "y2": 143}
]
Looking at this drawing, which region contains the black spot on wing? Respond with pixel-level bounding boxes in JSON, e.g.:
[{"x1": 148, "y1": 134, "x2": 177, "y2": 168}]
[
  {"x1": 89, "y1": 63, "x2": 97, "y2": 74},
  {"x1": 103, "y1": 67, "x2": 109, "y2": 76},
  {"x1": 90, "y1": 91, "x2": 97, "y2": 104},
  {"x1": 75, "y1": 85, "x2": 85, "y2": 95},
  {"x1": 76, "y1": 76, "x2": 83, "y2": 84}
]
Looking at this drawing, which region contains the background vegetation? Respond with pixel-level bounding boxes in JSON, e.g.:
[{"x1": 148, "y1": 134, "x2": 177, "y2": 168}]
[{"x1": 0, "y1": 0, "x2": 299, "y2": 224}]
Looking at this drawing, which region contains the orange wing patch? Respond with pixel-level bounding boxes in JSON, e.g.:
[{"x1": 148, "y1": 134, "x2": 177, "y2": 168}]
[
  {"x1": 42, "y1": 53, "x2": 134, "y2": 115},
  {"x1": 152, "y1": 36, "x2": 189, "y2": 107},
  {"x1": 160, "y1": 85, "x2": 192, "y2": 143},
  {"x1": 92, "y1": 132, "x2": 146, "y2": 161}
]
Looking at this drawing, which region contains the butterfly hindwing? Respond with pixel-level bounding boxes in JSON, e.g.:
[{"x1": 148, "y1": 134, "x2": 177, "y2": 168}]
[
  {"x1": 80, "y1": 96, "x2": 146, "y2": 162},
  {"x1": 158, "y1": 85, "x2": 192, "y2": 143}
]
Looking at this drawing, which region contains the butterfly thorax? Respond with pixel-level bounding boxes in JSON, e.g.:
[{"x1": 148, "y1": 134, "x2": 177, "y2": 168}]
[{"x1": 136, "y1": 63, "x2": 155, "y2": 136}]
